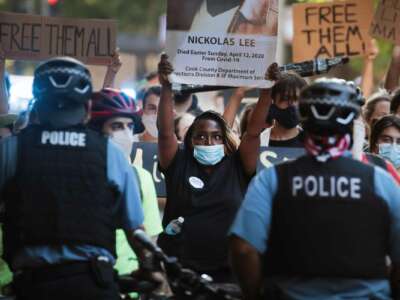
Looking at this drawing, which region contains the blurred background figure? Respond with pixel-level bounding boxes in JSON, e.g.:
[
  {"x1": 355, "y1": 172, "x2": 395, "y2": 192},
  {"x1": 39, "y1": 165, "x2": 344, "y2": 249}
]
[
  {"x1": 0, "y1": 114, "x2": 16, "y2": 139},
  {"x1": 89, "y1": 88, "x2": 163, "y2": 288},
  {"x1": 370, "y1": 115, "x2": 400, "y2": 174},
  {"x1": 363, "y1": 90, "x2": 391, "y2": 138},
  {"x1": 157, "y1": 54, "x2": 269, "y2": 285},
  {"x1": 140, "y1": 86, "x2": 161, "y2": 143},
  {"x1": 175, "y1": 112, "x2": 196, "y2": 142},
  {"x1": 390, "y1": 88, "x2": 400, "y2": 117},
  {"x1": 174, "y1": 92, "x2": 203, "y2": 118}
]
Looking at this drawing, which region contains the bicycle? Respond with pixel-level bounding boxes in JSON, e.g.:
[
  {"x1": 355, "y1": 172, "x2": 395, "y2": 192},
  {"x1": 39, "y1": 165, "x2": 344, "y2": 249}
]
[{"x1": 118, "y1": 229, "x2": 241, "y2": 300}]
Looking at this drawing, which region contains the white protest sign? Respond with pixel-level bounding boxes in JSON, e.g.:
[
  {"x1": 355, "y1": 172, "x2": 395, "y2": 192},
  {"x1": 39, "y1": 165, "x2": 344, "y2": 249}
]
[{"x1": 165, "y1": 0, "x2": 279, "y2": 88}]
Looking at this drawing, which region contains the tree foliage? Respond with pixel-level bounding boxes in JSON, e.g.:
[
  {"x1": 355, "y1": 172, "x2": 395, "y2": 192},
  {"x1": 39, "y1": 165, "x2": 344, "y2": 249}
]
[
  {"x1": 60, "y1": 0, "x2": 166, "y2": 34},
  {"x1": 0, "y1": 0, "x2": 166, "y2": 34}
]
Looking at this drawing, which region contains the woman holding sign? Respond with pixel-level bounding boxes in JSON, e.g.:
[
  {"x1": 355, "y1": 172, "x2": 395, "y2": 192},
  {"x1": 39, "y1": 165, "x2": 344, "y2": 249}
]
[{"x1": 156, "y1": 54, "x2": 269, "y2": 283}]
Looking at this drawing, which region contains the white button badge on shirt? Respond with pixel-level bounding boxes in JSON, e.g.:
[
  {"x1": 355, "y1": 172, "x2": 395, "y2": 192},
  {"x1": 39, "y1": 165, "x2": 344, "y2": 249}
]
[{"x1": 189, "y1": 176, "x2": 205, "y2": 189}]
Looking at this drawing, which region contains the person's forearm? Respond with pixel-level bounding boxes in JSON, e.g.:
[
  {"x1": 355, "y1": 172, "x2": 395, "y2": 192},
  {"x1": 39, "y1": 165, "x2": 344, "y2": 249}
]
[
  {"x1": 158, "y1": 83, "x2": 175, "y2": 138},
  {"x1": 361, "y1": 58, "x2": 374, "y2": 99},
  {"x1": 239, "y1": 89, "x2": 271, "y2": 175},
  {"x1": 385, "y1": 46, "x2": 400, "y2": 92},
  {"x1": 246, "y1": 89, "x2": 270, "y2": 137},
  {"x1": 157, "y1": 82, "x2": 178, "y2": 169},
  {"x1": 223, "y1": 89, "x2": 245, "y2": 127},
  {"x1": 0, "y1": 59, "x2": 8, "y2": 114},
  {"x1": 125, "y1": 228, "x2": 154, "y2": 269},
  {"x1": 103, "y1": 69, "x2": 117, "y2": 88},
  {"x1": 385, "y1": 62, "x2": 400, "y2": 92},
  {"x1": 230, "y1": 237, "x2": 263, "y2": 300}
]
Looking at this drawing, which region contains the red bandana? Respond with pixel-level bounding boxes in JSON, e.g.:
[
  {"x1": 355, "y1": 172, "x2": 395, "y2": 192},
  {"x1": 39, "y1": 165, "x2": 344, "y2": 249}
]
[{"x1": 304, "y1": 133, "x2": 351, "y2": 162}]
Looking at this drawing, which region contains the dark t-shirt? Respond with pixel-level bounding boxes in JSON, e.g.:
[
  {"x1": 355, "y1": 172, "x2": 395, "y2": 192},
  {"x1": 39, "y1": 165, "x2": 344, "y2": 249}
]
[
  {"x1": 269, "y1": 130, "x2": 304, "y2": 148},
  {"x1": 158, "y1": 147, "x2": 250, "y2": 275}
]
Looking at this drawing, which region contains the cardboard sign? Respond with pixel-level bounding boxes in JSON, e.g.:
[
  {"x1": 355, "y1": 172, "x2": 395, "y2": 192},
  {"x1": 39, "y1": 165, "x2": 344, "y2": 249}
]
[
  {"x1": 292, "y1": 0, "x2": 373, "y2": 62},
  {"x1": 131, "y1": 142, "x2": 304, "y2": 197},
  {"x1": 0, "y1": 12, "x2": 116, "y2": 65},
  {"x1": 370, "y1": 0, "x2": 400, "y2": 44},
  {"x1": 166, "y1": 0, "x2": 279, "y2": 88}
]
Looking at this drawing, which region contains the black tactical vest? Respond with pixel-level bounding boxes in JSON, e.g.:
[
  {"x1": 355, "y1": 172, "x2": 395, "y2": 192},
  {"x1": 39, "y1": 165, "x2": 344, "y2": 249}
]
[
  {"x1": 264, "y1": 155, "x2": 389, "y2": 279},
  {"x1": 3, "y1": 125, "x2": 120, "y2": 263}
]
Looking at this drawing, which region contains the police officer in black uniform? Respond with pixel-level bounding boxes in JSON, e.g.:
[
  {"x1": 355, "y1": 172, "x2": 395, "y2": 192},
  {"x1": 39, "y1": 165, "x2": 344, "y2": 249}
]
[
  {"x1": 0, "y1": 57, "x2": 158, "y2": 300},
  {"x1": 229, "y1": 79, "x2": 400, "y2": 300}
]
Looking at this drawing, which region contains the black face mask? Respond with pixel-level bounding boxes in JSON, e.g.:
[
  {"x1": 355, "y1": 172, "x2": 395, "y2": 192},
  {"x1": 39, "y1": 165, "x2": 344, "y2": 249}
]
[{"x1": 266, "y1": 104, "x2": 300, "y2": 129}]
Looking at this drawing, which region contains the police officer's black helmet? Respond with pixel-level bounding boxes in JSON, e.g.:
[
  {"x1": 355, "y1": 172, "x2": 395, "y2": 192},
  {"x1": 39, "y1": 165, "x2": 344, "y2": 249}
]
[
  {"x1": 33, "y1": 57, "x2": 92, "y2": 104},
  {"x1": 33, "y1": 57, "x2": 92, "y2": 128},
  {"x1": 299, "y1": 78, "x2": 363, "y2": 136}
]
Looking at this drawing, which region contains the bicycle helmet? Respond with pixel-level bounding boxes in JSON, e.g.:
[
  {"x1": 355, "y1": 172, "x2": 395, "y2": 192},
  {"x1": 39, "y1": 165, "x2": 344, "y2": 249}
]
[
  {"x1": 299, "y1": 78, "x2": 362, "y2": 136},
  {"x1": 91, "y1": 88, "x2": 145, "y2": 134},
  {"x1": 32, "y1": 57, "x2": 92, "y2": 128},
  {"x1": 33, "y1": 57, "x2": 92, "y2": 104}
]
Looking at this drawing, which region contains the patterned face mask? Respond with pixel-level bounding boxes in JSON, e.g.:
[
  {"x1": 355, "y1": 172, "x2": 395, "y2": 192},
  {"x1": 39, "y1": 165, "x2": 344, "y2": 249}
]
[{"x1": 304, "y1": 133, "x2": 351, "y2": 163}]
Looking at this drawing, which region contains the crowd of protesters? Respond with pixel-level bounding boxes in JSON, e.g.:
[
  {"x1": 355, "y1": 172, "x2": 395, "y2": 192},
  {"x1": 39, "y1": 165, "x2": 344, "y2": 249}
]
[{"x1": 1, "y1": 37, "x2": 400, "y2": 300}]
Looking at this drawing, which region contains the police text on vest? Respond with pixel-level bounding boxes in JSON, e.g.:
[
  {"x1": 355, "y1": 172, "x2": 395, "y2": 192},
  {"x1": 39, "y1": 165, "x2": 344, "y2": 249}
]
[
  {"x1": 292, "y1": 176, "x2": 361, "y2": 199},
  {"x1": 41, "y1": 131, "x2": 86, "y2": 147}
]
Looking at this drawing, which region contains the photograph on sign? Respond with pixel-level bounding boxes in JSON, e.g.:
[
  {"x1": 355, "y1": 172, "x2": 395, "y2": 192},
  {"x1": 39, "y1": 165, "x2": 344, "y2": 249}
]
[
  {"x1": 0, "y1": 11, "x2": 117, "y2": 65},
  {"x1": 370, "y1": 0, "x2": 400, "y2": 45},
  {"x1": 165, "y1": 0, "x2": 279, "y2": 88},
  {"x1": 292, "y1": 0, "x2": 373, "y2": 62}
]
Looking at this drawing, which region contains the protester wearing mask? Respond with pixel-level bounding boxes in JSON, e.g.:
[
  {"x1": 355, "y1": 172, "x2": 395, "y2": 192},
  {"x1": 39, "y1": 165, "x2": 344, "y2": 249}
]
[
  {"x1": 156, "y1": 54, "x2": 269, "y2": 283},
  {"x1": 230, "y1": 79, "x2": 400, "y2": 300},
  {"x1": 140, "y1": 86, "x2": 161, "y2": 142},
  {"x1": 266, "y1": 66, "x2": 308, "y2": 148},
  {"x1": 89, "y1": 88, "x2": 163, "y2": 278},
  {"x1": 363, "y1": 90, "x2": 391, "y2": 136},
  {"x1": 370, "y1": 115, "x2": 400, "y2": 174},
  {"x1": 344, "y1": 81, "x2": 400, "y2": 184}
]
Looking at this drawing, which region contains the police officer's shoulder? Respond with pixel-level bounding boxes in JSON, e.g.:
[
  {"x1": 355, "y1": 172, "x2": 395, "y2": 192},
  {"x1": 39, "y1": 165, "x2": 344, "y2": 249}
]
[
  {"x1": 373, "y1": 163, "x2": 397, "y2": 183},
  {"x1": 256, "y1": 164, "x2": 278, "y2": 183},
  {"x1": 372, "y1": 164, "x2": 400, "y2": 211}
]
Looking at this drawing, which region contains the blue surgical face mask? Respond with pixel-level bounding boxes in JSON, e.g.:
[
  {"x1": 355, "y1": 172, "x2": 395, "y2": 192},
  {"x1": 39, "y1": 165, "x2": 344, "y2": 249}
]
[
  {"x1": 379, "y1": 143, "x2": 400, "y2": 169},
  {"x1": 193, "y1": 144, "x2": 225, "y2": 166}
]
